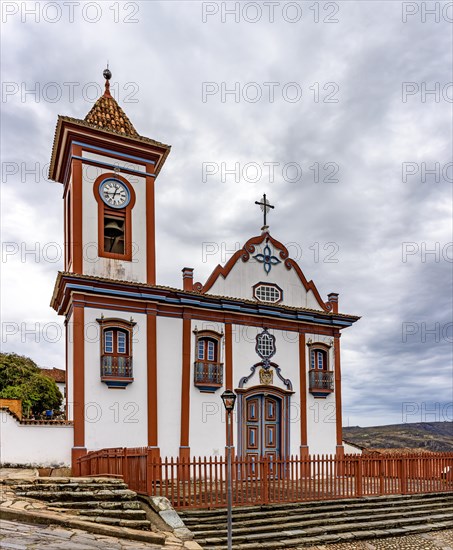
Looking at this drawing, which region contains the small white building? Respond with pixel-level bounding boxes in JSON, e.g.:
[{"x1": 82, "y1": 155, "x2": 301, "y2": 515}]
[
  {"x1": 48, "y1": 71, "x2": 359, "y2": 470},
  {"x1": 40, "y1": 368, "x2": 66, "y2": 411}
]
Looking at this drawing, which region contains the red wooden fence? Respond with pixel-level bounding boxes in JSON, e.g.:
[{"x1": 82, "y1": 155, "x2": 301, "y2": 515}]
[{"x1": 77, "y1": 450, "x2": 453, "y2": 510}]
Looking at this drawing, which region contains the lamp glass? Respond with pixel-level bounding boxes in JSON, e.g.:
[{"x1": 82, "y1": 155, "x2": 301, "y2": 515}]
[{"x1": 221, "y1": 390, "x2": 237, "y2": 412}]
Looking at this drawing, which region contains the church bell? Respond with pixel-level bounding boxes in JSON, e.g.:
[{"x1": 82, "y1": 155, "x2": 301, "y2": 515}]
[{"x1": 104, "y1": 220, "x2": 124, "y2": 237}]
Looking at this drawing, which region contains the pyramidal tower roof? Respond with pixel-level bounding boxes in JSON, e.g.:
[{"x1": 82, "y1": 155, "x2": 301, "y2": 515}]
[
  {"x1": 49, "y1": 67, "x2": 171, "y2": 184},
  {"x1": 84, "y1": 67, "x2": 139, "y2": 137}
]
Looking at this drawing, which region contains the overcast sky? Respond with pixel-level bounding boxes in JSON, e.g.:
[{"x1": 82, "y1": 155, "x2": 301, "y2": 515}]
[{"x1": 1, "y1": 1, "x2": 452, "y2": 428}]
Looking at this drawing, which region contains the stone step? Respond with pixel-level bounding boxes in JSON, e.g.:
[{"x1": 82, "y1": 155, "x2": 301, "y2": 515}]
[
  {"x1": 13, "y1": 482, "x2": 129, "y2": 493},
  {"x1": 14, "y1": 489, "x2": 137, "y2": 501},
  {"x1": 47, "y1": 500, "x2": 142, "y2": 510},
  {"x1": 2, "y1": 477, "x2": 125, "y2": 486},
  {"x1": 195, "y1": 513, "x2": 453, "y2": 547},
  {"x1": 180, "y1": 492, "x2": 452, "y2": 521},
  {"x1": 185, "y1": 500, "x2": 453, "y2": 531},
  {"x1": 77, "y1": 515, "x2": 151, "y2": 530},
  {"x1": 201, "y1": 522, "x2": 451, "y2": 550},
  {"x1": 69, "y1": 508, "x2": 148, "y2": 520},
  {"x1": 192, "y1": 505, "x2": 453, "y2": 538}
]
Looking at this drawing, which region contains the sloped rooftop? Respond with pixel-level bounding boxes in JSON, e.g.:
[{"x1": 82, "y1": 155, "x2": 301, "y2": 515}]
[{"x1": 84, "y1": 80, "x2": 139, "y2": 137}]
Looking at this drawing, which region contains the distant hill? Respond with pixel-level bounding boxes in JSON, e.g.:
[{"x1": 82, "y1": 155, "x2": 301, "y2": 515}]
[{"x1": 343, "y1": 422, "x2": 453, "y2": 453}]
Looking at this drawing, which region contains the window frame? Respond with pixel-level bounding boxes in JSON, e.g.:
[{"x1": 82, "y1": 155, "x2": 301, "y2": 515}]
[
  {"x1": 196, "y1": 335, "x2": 220, "y2": 363},
  {"x1": 307, "y1": 341, "x2": 332, "y2": 372},
  {"x1": 93, "y1": 173, "x2": 136, "y2": 261},
  {"x1": 252, "y1": 282, "x2": 283, "y2": 304},
  {"x1": 193, "y1": 329, "x2": 224, "y2": 393},
  {"x1": 96, "y1": 317, "x2": 136, "y2": 387}
]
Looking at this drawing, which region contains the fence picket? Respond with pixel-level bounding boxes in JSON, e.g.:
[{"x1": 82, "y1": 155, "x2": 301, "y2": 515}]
[{"x1": 75, "y1": 449, "x2": 453, "y2": 510}]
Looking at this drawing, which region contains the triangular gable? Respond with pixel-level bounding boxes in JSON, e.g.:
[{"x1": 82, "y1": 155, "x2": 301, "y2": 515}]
[{"x1": 194, "y1": 232, "x2": 333, "y2": 312}]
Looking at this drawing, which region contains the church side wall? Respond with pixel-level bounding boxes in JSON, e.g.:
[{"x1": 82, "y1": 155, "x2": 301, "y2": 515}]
[
  {"x1": 81, "y1": 153, "x2": 147, "y2": 283},
  {"x1": 83, "y1": 307, "x2": 148, "y2": 450},
  {"x1": 157, "y1": 316, "x2": 183, "y2": 458},
  {"x1": 305, "y1": 331, "x2": 337, "y2": 456},
  {"x1": 189, "y1": 320, "x2": 226, "y2": 457}
]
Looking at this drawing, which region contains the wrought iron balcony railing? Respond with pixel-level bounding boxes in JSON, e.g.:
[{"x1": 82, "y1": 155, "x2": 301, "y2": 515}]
[
  {"x1": 194, "y1": 361, "x2": 223, "y2": 393},
  {"x1": 308, "y1": 369, "x2": 334, "y2": 397},
  {"x1": 101, "y1": 356, "x2": 133, "y2": 387}
]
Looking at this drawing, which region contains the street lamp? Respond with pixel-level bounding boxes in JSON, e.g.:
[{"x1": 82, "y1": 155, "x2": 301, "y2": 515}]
[{"x1": 221, "y1": 389, "x2": 237, "y2": 550}]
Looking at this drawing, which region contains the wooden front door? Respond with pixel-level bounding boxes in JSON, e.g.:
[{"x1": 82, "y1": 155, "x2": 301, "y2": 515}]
[{"x1": 245, "y1": 394, "x2": 281, "y2": 463}]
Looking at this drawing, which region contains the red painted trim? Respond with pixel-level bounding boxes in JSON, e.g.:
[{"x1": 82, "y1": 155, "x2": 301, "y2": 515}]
[
  {"x1": 55, "y1": 294, "x2": 342, "y2": 339},
  {"x1": 328, "y1": 293, "x2": 339, "y2": 314},
  {"x1": 225, "y1": 323, "x2": 233, "y2": 390},
  {"x1": 146, "y1": 164, "x2": 156, "y2": 285},
  {"x1": 147, "y1": 313, "x2": 159, "y2": 448},
  {"x1": 62, "y1": 295, "x2": 340, "y2": 335},
  {"x1": 180, "y1": 316, "x2": 191, "y2": 454},
  {"x1": 50, "y1": 119, "x2": 171, "y2": 185},
  {"x1": 64, "y1": 187, "x2": 68, "y2": 270},
  {"x1": 299, "y1": 333, "x2": 308, "y2": 448},
  {"x1": 334, "y1": 335, "x2": 343, "y2": 446},
  {"x1": 64, "y1": 320, "x2": 68, "y2": 420},
  {"x1": 72, "y1": 305, "x2": 85, "y2": 464},
  {"x1": 194, "y1": 232, "x2": 331, "y2": 313},
  {"x1": 182, "y1": 268, "x2": 194, "y2": 291},
  {"x1": 71, "y1": 145, "x2": 83, "y2": 274},
  {"x1": 93, "y1": 173, "x2": 136, "y2": 262}
]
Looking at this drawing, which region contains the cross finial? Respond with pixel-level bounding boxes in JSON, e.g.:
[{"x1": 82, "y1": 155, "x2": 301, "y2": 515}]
[{"x1": 255, "y1": 193, "x2": 274, "y2": 231}]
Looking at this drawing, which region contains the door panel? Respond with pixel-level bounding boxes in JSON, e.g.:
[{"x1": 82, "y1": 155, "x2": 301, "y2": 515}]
[{"x1": 244, "y1": 394, "x2": 281, "y2": 460}]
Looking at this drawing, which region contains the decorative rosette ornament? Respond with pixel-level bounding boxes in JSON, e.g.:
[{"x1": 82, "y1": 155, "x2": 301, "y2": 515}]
[{"x1": 253, "y1": 245, "x2": 281, "y2": 274}]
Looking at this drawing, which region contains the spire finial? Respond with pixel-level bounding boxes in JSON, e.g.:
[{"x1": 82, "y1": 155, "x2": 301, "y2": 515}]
[{"x1": 103, "y1": 64, "x2": 112, "y2": 97}]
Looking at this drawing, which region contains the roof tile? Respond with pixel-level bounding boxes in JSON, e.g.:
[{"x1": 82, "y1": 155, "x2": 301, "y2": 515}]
[{"x1": 84, "y1": 93, "x2": 139, "y2": 137}]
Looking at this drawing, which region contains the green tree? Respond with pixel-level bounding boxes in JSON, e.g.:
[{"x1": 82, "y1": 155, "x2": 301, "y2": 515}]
[{"x1": 0, "y1": 353, "x2": 63, "y2": 415}]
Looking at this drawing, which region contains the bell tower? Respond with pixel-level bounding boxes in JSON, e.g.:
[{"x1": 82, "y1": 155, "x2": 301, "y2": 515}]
[{"x1": 49, "y1": 68, "x2": 171, "y2": 285}]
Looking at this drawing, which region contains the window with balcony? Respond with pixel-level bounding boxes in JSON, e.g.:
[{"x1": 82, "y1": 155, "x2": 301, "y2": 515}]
[
  {"x1": 193, "y1": 330, "x2": 224, "y2": 393},
  {"x1": 308, "y1": 344, "x2": 334, "y2": 398},
  {"x1": 97, "y1": 317, "x2": 135, "y2": 388}
]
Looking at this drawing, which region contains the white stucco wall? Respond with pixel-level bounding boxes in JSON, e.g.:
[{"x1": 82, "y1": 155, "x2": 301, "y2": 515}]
[
  {"x1": 66, "y1": 314, "x2": 74, "y2": 422},
  {"x1": 231, "y1": 324, "x2": 302, "y2": 456},
  {"x1": 81, "y1": 152, "x2": 147, "y2": 283},
  {"x1": 157, "y1": 316, "x2": 183, "y2": 458},
  {"x1": 305, "y1": 332, "x2": 337, "y2": 456},
  {"x1": 80, "y1": 307, "x2": 148, "y2": 450},
  {"x1": 187, "y1": 321, "x2": 308, "y2": 457},
  {"x1": 189, "y1": 320, "x2": 226, "y2": 457},
  {"x1": 343, "y1": 441, "x2": 363, "y2": 455},
  {"x1": 0, "y1": 411, "x2": 73, "y2": 467},
  {"x1": 208, "y1": 240, "x2": 325, "y2": 310}
]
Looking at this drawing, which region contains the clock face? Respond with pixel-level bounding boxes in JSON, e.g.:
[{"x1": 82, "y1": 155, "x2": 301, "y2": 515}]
[{"x1": 99, "y1": 179, "x2": 130, "y2": 209}]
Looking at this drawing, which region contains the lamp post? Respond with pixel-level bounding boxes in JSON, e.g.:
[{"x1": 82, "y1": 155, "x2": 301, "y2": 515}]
[{"x1": 221, "y1": 389, "x2": 237, "y2": 550}]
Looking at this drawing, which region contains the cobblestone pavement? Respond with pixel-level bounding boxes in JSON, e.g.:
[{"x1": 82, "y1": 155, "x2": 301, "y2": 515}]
[
  {"x1": 0, "y1": 520, "x2": 191, "y2": 549},
  {"x1": 1, "y1": 522, "x2": 452, "y2": 550},
  {"x1": 302, "y1": 530, "x2": 453, "y2": 549}
]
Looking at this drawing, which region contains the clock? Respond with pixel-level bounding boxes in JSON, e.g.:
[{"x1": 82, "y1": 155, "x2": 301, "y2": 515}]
[{"x1": 99, "y1": 179, "x2": 131, "y2": 209}]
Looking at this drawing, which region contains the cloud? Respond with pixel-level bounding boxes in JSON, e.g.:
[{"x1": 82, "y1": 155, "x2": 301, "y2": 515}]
[{"x1": 1, "y1": 1, "x2": 451, "y2": 427}]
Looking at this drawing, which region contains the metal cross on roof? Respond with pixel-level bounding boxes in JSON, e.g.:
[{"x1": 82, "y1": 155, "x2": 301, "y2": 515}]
[{"x1": 255, "y1": 194, "x2": 274, "y2": 228}]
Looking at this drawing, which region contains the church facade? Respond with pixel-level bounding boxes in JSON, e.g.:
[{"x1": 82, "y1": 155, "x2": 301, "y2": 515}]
[{"x1": 49, "y1": 72, "x2": 359, "y2": 469}]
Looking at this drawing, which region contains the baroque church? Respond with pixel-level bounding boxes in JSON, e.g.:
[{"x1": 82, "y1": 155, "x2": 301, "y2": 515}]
[{"x1": 49, "y1": 70, "x2": 359, "y2": 469}]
